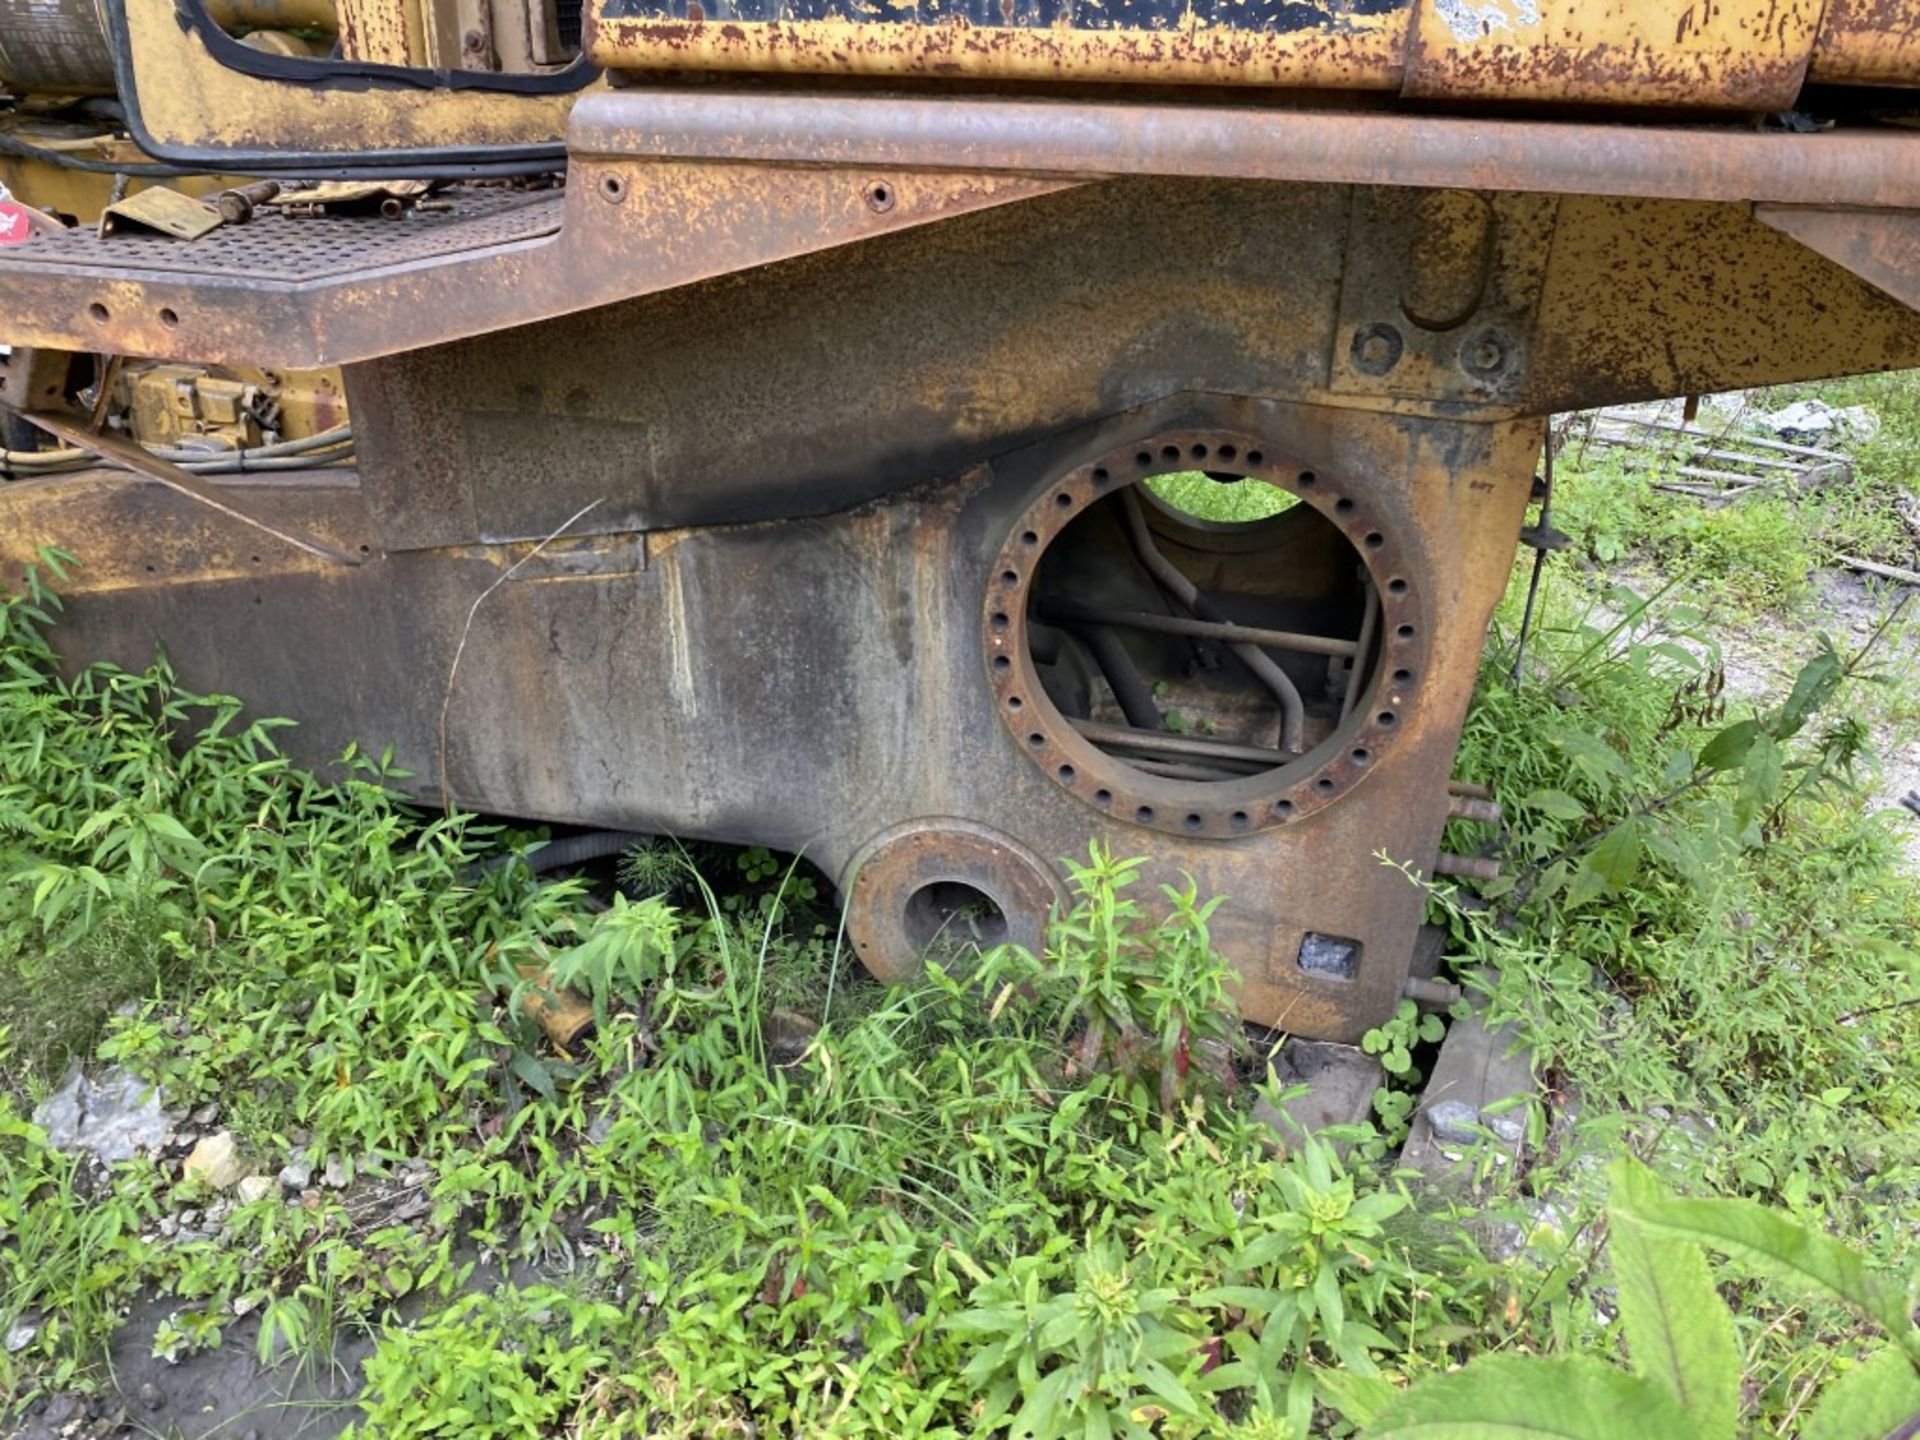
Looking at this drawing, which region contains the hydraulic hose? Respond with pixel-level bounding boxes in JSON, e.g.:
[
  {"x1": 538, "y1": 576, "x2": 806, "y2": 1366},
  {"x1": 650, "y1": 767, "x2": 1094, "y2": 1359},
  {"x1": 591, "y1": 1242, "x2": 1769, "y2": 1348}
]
[
  {"x1": 0, "y1": 129, "x2": 198, "y2": 178},
  {"x1": 1120, "y1": 488, "x2": 1306, "y2": 753},
  {"x1": 2, "y1": 425, "x2": 355, "y2": 477},
  {"x1": 1066, "y1": 622, "x2": 1163, "y2": 732},
  {"x1": 481, "y1": 830, "x2": 653, "y2": 878}
]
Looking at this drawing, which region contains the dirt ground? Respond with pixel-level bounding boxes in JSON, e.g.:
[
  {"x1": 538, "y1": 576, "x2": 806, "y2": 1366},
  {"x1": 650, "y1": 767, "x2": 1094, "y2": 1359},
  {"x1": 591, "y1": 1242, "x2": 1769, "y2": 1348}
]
[{"x1": 13, "y1": 1296, "x2": 370, "y2": 1440}]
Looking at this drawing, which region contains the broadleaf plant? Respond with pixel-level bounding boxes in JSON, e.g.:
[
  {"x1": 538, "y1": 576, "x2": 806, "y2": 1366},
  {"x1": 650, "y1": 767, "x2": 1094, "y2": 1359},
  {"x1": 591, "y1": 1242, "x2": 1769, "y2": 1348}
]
[{"x1": 1366, "y1": 1158, "x2": 1920, "y2": 1439}]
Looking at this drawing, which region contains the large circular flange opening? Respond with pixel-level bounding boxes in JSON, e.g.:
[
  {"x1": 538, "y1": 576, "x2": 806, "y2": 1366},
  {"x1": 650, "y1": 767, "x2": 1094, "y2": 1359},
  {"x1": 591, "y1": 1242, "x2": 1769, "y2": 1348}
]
[
  {"x1": 843, "y1": 821, "x2": 1062, "y2": 983},
  {"x1": 983, "y1": 430, "x2": 1429, "y2": 838}
]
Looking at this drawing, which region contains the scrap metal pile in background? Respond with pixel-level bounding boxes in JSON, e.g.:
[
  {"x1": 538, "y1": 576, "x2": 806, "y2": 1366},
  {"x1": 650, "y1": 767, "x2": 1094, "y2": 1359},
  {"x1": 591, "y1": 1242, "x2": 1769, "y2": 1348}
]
[
  {"x1": 1576, "y1": 394, "x2": 1920, "y2": 587},
  {"x1": 1577, "y1": 401, "x2": 1860, "y2": 505}
]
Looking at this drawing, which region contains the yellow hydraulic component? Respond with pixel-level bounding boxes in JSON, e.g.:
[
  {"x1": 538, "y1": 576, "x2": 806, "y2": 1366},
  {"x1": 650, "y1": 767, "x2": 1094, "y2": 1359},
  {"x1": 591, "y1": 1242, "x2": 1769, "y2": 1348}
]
[
  {"x1": 119, "y1": 366, "x2": 268, "y2": 449},
  {"x1": 109, "y1": 365, "x2": 348, "y2": 448}
]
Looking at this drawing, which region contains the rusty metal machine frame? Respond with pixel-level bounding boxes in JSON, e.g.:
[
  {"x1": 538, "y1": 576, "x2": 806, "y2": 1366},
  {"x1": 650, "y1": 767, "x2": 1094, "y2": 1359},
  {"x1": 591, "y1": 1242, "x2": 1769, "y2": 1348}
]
[{"x1": 3, "y1": 0, "x2": 1920, "y2": 1042}]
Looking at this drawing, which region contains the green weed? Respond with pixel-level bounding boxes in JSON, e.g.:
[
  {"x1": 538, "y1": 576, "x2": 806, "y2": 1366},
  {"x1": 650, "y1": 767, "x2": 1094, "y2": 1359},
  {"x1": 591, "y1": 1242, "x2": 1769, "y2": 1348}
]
[
  {"x1": 1145, "y1": 472, "x2": 1298, "y2": 525},
  {"x1": 1371, "y1": 1158, "x2": 1920, "y2": 1440},
  {"x1": 0, "y1": 1076, "x2": 156, "y2": 1405},
  {"x1": 1440, "y1": 570, "x2": 1920, "y2": 1423},
  {"x1": 1755, "y1": 371, "x2": 1920, "y2": 565},
  {"x1": 348, "y1": 1286, "x2": 627, "y2": 1438},
  {"x1": 1552, "y1": 376, "x2": 1920, "y2": 614},
  {"x1": 1550, "y1": 454, "x2": 1815, "y2": 617}
]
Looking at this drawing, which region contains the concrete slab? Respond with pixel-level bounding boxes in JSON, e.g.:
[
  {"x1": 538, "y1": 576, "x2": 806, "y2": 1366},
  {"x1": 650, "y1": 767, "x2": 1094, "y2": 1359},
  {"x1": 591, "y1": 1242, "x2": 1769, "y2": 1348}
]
[
  {"x1": 1254, "y1": 1038, "x2": 1384, "y2": 1146},
  {"x1": 1401, "y1": 1006, "x2": 1538, "y2": 1180}
]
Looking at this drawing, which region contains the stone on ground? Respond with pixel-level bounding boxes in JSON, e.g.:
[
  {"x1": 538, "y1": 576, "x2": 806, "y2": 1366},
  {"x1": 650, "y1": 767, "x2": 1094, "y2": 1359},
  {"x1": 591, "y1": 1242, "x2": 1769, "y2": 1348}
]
[
  {"x1": 235, "y1": 1175, "x2": 276, "y2": 1206},
  {"x1": 32, "y1": 1066, "x2": 168, "y2": 1165},
  {"x1": 1254, "y1": 1038, "x2": 1384, "y2": 1148},
  {"x1": 182, "y1": 1132, "x2": 246, "y2": 1190}
]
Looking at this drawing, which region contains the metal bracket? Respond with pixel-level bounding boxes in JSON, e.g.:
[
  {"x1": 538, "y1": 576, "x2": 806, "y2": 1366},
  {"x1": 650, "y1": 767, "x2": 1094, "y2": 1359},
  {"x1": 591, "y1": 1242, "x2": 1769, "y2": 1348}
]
[
  {"x1": 1518, "y1": 523, "x2": 1571, "y2": 552},
  {"x1": 1758, "y1": 205, "x2": 1920, "y2": 315}
]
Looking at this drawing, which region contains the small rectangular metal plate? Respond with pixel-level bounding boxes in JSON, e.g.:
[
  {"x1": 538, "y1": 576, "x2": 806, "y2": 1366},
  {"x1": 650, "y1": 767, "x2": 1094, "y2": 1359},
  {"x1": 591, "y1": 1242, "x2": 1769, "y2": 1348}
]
[{"x1": 99, "y1": 187, "x2": 223, "y2": 240}]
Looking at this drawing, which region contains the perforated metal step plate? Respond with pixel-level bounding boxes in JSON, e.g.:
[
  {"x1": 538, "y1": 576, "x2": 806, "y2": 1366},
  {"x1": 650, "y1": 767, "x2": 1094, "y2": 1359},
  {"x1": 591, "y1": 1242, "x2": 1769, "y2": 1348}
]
[
  {"x1": 12, "y1": 188, "x2": 561, "y2": 282},
  {"x1": 0, "y1": 186, "x2": 574, "y2": 369}
]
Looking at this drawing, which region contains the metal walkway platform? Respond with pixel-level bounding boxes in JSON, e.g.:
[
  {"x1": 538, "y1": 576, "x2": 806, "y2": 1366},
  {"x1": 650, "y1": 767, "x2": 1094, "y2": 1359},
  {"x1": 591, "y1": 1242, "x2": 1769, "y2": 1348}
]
[
  {"x1": 0, "y1": 153, "x2": 1069, "y2": 370},
  {"x1": 17, "y1": 188, "x2": 560, "y2": 283},
  {"x1": 0, "y1": 186, "x2": 571, "y2": 371}
]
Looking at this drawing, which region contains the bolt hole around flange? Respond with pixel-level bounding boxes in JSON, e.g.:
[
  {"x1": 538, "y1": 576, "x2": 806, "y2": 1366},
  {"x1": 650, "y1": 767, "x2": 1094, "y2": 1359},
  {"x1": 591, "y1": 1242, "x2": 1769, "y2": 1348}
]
[
  {"x1": 597, "y1": 173, "x2": 628, "y2": 204},
  {"x1": 902, "y1": 881, "x2": 1008, "y2": 957}
]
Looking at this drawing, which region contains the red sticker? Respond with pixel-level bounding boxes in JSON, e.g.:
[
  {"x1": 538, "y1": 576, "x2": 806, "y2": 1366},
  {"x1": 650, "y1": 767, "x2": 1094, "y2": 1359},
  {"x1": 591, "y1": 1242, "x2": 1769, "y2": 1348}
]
[{"x1": 0, "y1": 202, "x2": 32, "y2": 245}]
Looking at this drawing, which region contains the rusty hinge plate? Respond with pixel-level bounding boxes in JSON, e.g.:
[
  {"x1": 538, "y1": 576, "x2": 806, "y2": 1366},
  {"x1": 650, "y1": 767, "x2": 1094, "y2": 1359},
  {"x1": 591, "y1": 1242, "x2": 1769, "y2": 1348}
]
[{"x1": 98, "y1": 188, "x2": 223, "y2": 241}]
